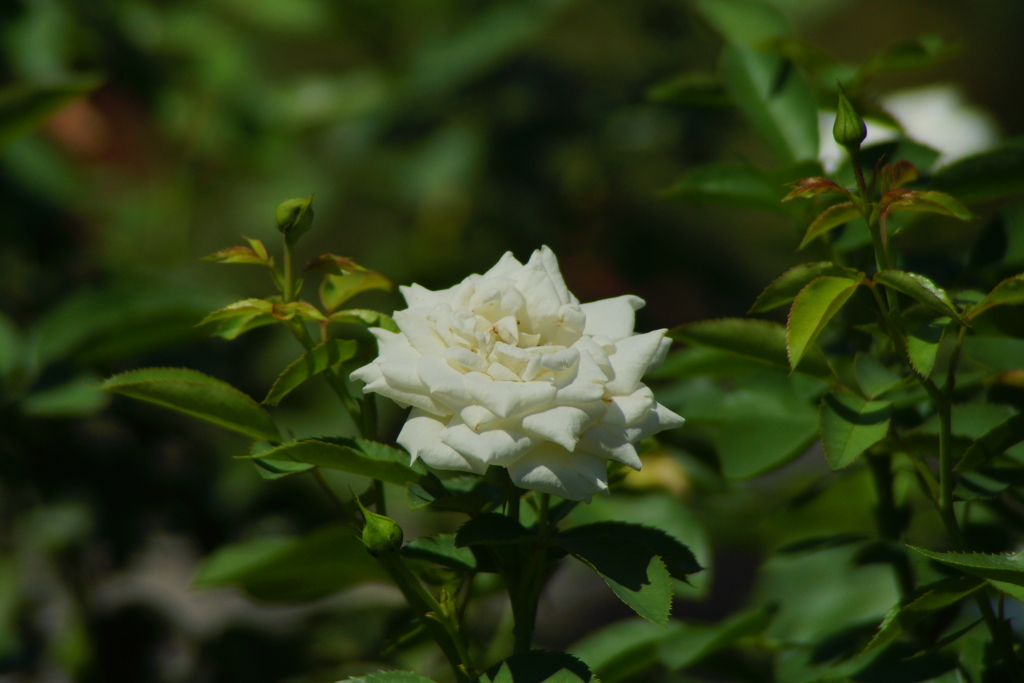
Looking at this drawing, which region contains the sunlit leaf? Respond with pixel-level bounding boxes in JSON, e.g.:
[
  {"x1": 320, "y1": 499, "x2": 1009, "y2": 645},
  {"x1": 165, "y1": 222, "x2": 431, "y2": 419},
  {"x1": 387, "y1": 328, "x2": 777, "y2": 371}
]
[
  {"x1": 906, "y1": 317, "x2": 948, "y2": 378},
  {"x1": 787, "y1": 275, "x2": 860, "y2": 370},
  {"x1": 854, "y1": 353, "x2": 902, "y2": 399},
  {"x1": 910, "y1": 546, "x2": 1024, "y2": 588},
  {"x1": 782, "y1": 177, "x2": 851, "y2": 202},
  {"x1": 873, "y1": 271, "x2": 961, "y2": 321},
  {"x1": 241, "y1": 437, "x2": 426, "y2": 486},
  {"x1": 881, "y1": 189, "x2": 973, "y2": 221},
  {"x1": 956, "y1": 414, "x2": 1024, "y2": 473},
  {"x1": 329, "y1": 309, "x2": 400, "y2": 333},
  {"x1": 819, "y1": 392, "x2": 892, "y2": 470},
  {"x1": 798, "y1": 202, "x2": 861, "y2": 249},
  {"x1": 970, "y1": 273, "x2": 1024, "y2": 319},
  {"x1": 101, "y1": 367, "x2": 280, "y2": 442},
  {"x1": 669, "y1": 318, "x2": 837, "y2": 384},
  {"x1": 263, "y1": 339, "x2": 358, "y2": 406},
  {"x1": 750, "y1": 262, "x2": 859, "y2": 313}
]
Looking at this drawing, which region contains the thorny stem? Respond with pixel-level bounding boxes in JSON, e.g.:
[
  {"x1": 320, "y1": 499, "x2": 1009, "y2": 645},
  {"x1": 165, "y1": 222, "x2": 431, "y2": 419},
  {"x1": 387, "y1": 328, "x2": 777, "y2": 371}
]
[
  {"x1": 376, "y1": 552, "x2": 476, "y2": 683},
  {"x1": 855, "y1": 181, "x2": 1020, "y2": 671}
]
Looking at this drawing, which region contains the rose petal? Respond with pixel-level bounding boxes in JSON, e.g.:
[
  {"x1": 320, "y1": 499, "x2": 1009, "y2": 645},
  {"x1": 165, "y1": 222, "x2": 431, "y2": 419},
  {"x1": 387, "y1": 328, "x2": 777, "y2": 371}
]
[
  {"x1": 554, "y1": 350, "x2": 607, "y2": 404},
  {"x1": 463, "y1": 372, "x2": 556, "y2": 419},
  {"x1": 393, "y1": 310, "x2": 446, "y2": 355},
  {"x1": 577, "y1": 425, "x2": 642, "y2": 470},
  {"x1": 604, "y1": 329, "x2": 667, "y2": 396},
  {"x1": 417, "y1": 354, "x2": 473, "y2": 411},
  {"x1": 580, "y1": 295, "x2": 645, "y2": 342},
  {"x1": 605, "y1": 386, "x2": 656, "y2": 426},
  {"x1": 440, "y1": 420, "x2": 537, "y2": 466},
  {"x1": 521, "y1": 405, "x2": 592, "y2": 451},
  {"x1": 507, "y1": 442, "x2": 609, "y2": 502},
  {"x1": 398, "y1": 409, "x2": 487, "y2": 474},
  {"x1": 362, "y1": 376, "x2": 450, "y2": 415}
]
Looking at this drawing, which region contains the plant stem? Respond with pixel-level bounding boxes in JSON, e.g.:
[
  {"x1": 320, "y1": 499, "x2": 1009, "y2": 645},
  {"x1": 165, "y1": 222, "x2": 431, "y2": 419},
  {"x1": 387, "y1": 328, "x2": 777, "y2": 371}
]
[
  {"x1": 866, "y1": 453, "x2": 914, "y2": 596},
  {"x1": 282, "y1": 240, "x2": 295, "y2": 303},
  {"x1": 377, "y1": 552, "x2": 476, "y2": 682}
]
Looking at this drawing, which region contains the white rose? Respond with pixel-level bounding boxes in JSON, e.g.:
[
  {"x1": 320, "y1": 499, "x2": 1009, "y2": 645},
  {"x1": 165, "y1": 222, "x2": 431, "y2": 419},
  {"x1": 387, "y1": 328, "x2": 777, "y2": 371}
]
[
  {"x1": 818, "y1": 84, "x2": 999, "y2": 173},
  {"x1": 350, "y1": 246, "x2": 684, "y2": 501}
]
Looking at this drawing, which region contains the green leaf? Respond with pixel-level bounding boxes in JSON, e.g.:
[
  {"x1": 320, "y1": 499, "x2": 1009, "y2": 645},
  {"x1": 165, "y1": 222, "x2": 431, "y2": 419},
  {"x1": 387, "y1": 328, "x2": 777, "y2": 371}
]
[
  {"x1": 479, "y1": 650, "x2": 598, "y2": 683},
  {"x1": 666, "y1": 378, "x2": 820, "y2": 479},
  {"x1": 906, "y1": 317, "x2": 948, "y2": 378},
  {"x1": 101, "y1": 368, "x2": 280, "y2": 442},
  {"x1": 695, "y1": 0, "x2": 790, "y2": 46},
  {"x1": 787, "y1": 276, "x2": 860, "y2": 370},
  {"x1": 646, "y1": 71, "x2": 730, "y2": 108},
  {"x1": 657, "y1": 605, "x2": 775, "y2": 671},
  {"x1": 341, "y1": 672, "x2": 436, "y2": 683},
  {"x1": 197, "y1": 298, "x2": 274, "y2": 327},
  {"x1": 0, "y1": 79, "x2": 101, "y2": 149},
  {"x1": 859, "y1": 35, "x2": 959, "y2": 79},
  {"x1": 401, "y1": 534, "x2": 477, "y2": 571},
  {"x1": 854, "y1": 353, "x2": 902, "y2": 399},
  {"x1": 263, "y1": 339, "x2": 358, "y2": 406},
  {"x1": 962, "y1": 336, "x2": 1024, "y2": 371},
  {"x1": 909, "y1": 546, "x2": 1024, "y2": 588},
  {"x1": 956, "y1": 414, "x2": 1024, "y2": 472},
  {"x1": 570, "y1": 619, "x2": 671, "y2": 683},
  {"x1": 863, "y1": 576, "x2": 984, "y2": 654},
  {"x1": 971, "y1": 273, "x2": 1024, "y2": 319},
  {"x1": 329, "y1": 309, "x2": 400, "y2": 333},
  {"x1": 31, "y1": 281, "x2": 218, "y2": 367},
  {"x1": 668, "y1": 318, "x2": 836, "y2": 384},
  {"x1": 455, "y1": 513, "x2": 531, "y2": 547},
  {"x1": 194, "y1": 525, "x2": 386, "y2": 602},
  {"x1": 20, "y1": 374, "x2": 110, "y2": 418},
  {"x1": 646, "y1": 347, "x2": 772, "y2": 380},
  {"x1": 241, "y1": 438, "x2": 426, "y2": 486},
  {"x1": 882, "y1": 190, "x2": 973, "y2": 221},
  {"x1": 557, "y1": 525, "x2": 681, "y2": 624},
  {"x1": 659, "y1": 162, "x2": 818, "y2": 214},
  {"x1": 873, "y1": 271, "x2": 961, "y2": 321},
  {"x1": 201, "y1": 238, "x2": 272, "y2": 266},
  {"x1": 819, "y1": 392, "x2": 892, "y2": 470},
  {"x1": 719, "y1": 45, "x2": 819, "y2": 164},
  {"x1": 930, "y1": 138, "x2": 1024, "y2": 204},
  {"x1": 320, "y1": 271, "x2": 393, "y2": 313},
  {"x1": 750, "y1": 262, "x2": 859, "y2": 313},
  {"x1": 557, "y1": 522, "x2": 701, "y2": 582},
  {"x1": 798, "y1": 202, "x2": 861, "y2": 249}
]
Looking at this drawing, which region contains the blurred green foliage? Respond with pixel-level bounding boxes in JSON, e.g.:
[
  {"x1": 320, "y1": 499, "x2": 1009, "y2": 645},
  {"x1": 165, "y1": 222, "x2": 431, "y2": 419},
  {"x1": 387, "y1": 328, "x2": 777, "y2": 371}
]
[{"x1": 4, "y1": 0, "x2": 1024, "y2": 681}]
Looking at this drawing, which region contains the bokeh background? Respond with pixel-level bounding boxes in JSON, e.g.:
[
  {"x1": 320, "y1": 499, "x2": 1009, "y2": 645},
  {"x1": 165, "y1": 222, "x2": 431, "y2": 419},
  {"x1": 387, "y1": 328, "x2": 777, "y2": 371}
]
[{"x1": 2, "y1": 0, "x2": 1024, "y2": 681}]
